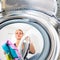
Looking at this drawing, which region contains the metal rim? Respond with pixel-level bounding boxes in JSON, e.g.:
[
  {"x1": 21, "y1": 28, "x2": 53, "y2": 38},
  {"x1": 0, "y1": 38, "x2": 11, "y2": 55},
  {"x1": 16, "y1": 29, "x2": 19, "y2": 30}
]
[{"x1": 0, "y1": 10, "x2": 58, "y2": 28}]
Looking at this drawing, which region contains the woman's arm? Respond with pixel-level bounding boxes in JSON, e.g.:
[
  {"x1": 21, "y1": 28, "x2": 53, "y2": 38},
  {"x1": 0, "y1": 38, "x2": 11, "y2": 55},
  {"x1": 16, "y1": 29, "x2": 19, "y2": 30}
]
[
  {"x1": 29, "y1": 42, "x2": 35, "y2": 54},
  {"x1": 25, "y1": 36, "x2": 35, "y2": 54}
]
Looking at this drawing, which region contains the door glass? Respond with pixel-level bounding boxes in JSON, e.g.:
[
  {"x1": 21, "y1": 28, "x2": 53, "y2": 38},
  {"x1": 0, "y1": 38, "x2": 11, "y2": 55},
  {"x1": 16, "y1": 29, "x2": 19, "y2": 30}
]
[{"x1": 0, "y1": 23, "x2": 44, "y2": 60}]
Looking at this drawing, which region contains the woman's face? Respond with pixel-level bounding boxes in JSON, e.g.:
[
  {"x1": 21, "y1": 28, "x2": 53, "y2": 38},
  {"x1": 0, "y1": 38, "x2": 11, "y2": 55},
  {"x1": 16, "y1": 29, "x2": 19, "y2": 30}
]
[{"x1": 15, "y1": 29, "x2": 23, "y2": 40}]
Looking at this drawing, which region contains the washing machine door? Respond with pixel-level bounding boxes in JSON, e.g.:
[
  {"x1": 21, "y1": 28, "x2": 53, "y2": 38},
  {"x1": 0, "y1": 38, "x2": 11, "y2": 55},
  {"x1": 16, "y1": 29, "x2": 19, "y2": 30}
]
[{"x1": 0, "y1": 10, "x2": 59, "y2": 60}]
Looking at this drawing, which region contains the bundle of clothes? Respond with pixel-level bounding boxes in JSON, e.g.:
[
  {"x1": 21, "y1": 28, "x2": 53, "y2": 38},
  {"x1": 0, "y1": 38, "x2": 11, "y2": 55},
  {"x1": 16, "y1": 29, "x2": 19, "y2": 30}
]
[{"x1": 2, "y1": 40, "x2": 23, "y2": 60}]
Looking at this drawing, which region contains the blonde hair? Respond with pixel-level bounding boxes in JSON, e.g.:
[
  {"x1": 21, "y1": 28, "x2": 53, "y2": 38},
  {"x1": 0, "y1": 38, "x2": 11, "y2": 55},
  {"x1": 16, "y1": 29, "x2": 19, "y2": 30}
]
[{"x1": 15, "y1": 29, "x2": 24, "y2": 34}]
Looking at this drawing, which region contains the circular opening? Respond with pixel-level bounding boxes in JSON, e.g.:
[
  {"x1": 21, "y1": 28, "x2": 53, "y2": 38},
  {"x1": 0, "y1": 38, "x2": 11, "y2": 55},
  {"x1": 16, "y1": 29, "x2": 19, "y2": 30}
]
[{"x1": 0, "y1": 19, "x2": 50, "y2": 60}]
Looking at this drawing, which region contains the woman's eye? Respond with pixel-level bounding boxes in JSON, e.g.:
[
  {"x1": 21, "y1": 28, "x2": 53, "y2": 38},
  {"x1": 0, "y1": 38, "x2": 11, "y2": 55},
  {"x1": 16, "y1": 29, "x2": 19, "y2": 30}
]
[{"x1": 16, "y1": 33, "x2": 18, "y2": 34}]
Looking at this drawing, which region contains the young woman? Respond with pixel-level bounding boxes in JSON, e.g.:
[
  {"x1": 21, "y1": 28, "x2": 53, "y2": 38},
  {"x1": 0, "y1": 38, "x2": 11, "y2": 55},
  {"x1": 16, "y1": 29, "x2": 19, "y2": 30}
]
[
  {"x1": 3, "y1": 29, "x2": 35, "y2": 60},
  {"x1": 15, "y1": 29, "x2": 35, "y2": 54}
]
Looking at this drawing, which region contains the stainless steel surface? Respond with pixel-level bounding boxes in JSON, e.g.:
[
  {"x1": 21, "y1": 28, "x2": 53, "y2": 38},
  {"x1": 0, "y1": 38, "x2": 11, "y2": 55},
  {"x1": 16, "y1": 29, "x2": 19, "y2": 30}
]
[
  {"x1": 1, "y1": 0, "x2": 57, "y2": 15},
  {"x1": 56, "y1": 0, "x2": 60, "y2": 18}
]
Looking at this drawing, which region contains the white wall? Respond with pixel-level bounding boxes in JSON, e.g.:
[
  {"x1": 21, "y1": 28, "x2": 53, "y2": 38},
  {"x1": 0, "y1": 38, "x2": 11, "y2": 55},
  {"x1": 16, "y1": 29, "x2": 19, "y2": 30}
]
[{"x1": 0, "y1": 23, "x2": 44, "y2": 59}]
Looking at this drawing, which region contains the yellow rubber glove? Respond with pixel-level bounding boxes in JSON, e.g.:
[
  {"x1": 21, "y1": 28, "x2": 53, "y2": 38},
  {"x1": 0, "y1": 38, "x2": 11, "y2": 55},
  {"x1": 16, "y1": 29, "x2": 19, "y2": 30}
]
[{"x1": 5, "y1": 53, "x2": 13, "y2": 60}]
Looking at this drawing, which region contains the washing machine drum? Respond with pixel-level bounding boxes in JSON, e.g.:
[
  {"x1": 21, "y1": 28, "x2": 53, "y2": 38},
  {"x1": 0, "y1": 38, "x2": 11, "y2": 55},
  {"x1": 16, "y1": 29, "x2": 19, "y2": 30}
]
[
  {"x1": 0, "y1": 13, "x2": 59, "y2": 60},
  {"x1": 2, "y1": 0, "x2": 57, "y2": 15}
]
